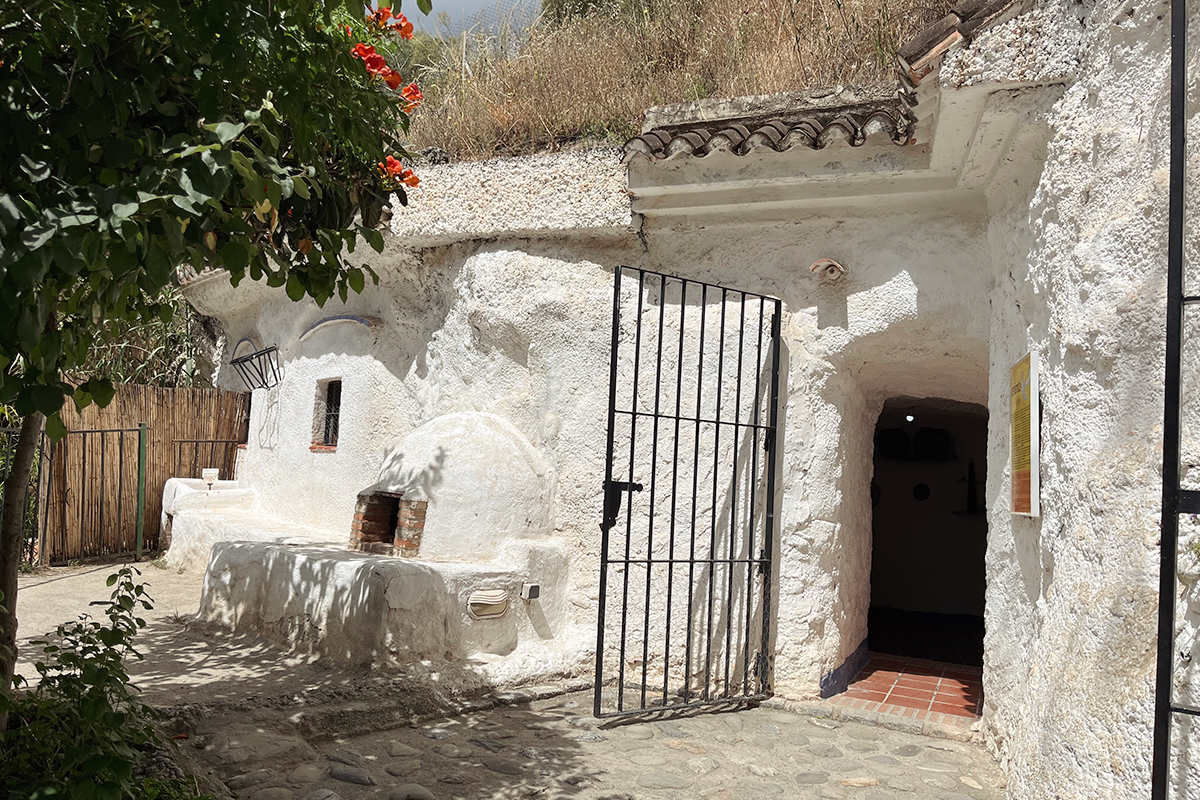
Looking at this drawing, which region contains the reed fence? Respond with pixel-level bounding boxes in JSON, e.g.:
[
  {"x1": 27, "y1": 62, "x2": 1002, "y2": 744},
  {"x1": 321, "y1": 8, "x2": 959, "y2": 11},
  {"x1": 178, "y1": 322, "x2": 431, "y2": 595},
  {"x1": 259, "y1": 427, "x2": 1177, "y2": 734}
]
[{"x1": 7, "y1": 385, "x2": 250, "y2": 565}]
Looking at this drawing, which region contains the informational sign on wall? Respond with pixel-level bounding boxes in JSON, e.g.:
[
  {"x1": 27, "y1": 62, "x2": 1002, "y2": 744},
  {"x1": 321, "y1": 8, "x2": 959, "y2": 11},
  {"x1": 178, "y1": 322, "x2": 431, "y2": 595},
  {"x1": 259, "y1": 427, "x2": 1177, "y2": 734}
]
[{"x1": 1010, "y1": 351, "x2": 1040, "y2": 516}]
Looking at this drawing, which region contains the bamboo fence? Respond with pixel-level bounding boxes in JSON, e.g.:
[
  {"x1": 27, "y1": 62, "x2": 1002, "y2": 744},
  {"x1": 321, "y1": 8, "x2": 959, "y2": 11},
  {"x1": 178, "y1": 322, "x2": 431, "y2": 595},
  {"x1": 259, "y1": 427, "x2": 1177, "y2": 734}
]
[{"x1": 41, "y1": 385, "x2": 249, "y2": 564}]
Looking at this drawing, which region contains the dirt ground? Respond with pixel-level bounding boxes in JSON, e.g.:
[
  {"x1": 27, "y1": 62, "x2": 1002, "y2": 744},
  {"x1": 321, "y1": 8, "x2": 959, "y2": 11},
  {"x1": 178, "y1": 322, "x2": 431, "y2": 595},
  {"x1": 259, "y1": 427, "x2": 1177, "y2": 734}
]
[{"x1": 13, "y1": 559, "x2": 374, "y2": 708}]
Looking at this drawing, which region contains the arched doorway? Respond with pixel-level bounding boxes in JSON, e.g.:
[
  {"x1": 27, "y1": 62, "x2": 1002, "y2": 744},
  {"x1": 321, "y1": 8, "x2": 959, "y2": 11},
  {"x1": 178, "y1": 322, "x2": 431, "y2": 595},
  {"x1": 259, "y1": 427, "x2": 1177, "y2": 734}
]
[{"x1": 868, "y1": 397, "x2": 987, "y2": 666}]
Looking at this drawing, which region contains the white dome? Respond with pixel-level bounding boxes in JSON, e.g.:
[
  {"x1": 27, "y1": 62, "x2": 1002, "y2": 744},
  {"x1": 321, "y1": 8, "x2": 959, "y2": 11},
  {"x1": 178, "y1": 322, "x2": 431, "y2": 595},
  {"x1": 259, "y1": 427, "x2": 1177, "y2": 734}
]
[{"x1": 371, "y1": 412, "x2": 555, "y2": 562}]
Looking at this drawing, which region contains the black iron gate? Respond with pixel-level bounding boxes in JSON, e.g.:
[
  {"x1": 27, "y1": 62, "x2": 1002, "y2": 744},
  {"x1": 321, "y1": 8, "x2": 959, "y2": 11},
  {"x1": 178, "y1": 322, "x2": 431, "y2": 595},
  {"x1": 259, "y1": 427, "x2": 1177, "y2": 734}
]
[
  {"x1": 595, "y1": 266, "x2": 782, "y2": 718},
  {"x1": 1152, "y1": 0, "x2": 1198, "y2": 794}
]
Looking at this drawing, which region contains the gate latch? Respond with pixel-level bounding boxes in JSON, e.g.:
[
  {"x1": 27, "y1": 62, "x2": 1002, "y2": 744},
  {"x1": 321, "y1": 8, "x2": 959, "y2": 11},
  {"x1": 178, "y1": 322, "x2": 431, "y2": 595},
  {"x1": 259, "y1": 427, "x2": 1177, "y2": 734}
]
[{"x1": 601, "y1": 480, "x2": 643, "y2": 532}]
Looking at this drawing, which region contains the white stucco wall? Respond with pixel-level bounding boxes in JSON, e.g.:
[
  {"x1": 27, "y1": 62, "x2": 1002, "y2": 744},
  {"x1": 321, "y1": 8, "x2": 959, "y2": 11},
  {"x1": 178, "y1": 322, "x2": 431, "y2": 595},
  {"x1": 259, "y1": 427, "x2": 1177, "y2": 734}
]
[
  {"x1": 946, "y1": 1, "x2": 1198, "y2": 796},
  {"x1": 179, "y1": 3, "x2": 1200, "y2": 793},
  {"x1": 188, "y1": 197, "x2": 993, "y2": 697}
]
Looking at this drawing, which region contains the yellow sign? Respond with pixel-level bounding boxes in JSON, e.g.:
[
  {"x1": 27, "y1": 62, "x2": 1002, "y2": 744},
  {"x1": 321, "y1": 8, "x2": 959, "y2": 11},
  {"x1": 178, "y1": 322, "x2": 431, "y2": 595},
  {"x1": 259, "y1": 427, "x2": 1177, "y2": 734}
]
[{"x1": 1010, "y1": 351, "x2": 1039, "y2": 516}]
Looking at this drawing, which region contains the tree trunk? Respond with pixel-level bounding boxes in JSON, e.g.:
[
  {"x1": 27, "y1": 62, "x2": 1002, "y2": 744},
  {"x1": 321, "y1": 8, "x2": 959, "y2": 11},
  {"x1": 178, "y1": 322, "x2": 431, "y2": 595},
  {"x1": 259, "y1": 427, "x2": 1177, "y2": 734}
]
[{"x1": 0, "y1": 412, "x2": 45, "y2": 732}]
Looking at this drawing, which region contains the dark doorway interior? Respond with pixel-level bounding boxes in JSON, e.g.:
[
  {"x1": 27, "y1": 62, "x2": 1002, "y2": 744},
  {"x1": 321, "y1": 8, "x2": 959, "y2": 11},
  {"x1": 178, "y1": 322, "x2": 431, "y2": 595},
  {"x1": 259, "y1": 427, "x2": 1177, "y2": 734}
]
[{"x1": 869, "y1": 398, "x2": 988, "y2": 667}]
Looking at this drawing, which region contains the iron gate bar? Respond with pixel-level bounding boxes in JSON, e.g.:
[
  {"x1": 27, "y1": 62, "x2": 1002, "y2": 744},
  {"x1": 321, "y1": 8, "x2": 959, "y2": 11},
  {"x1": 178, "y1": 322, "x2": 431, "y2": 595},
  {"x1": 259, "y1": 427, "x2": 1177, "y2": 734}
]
[
  {"x1": 724, "y1": 294, "x2": 746, "y2": 698},
  {"x1": 639, "y1": 273, "x2": 668, "y2": 711},
  {"x1": 1152, "y1": 0, "x2": 1188, "y2": 793},
  {"x1": 596, "y1": 266, "x2": 781, "y2": 718},
  {"x1": 661, "y1": 272, "x2": 688, "y2": 704},
  {"x1": 744, "y1": 297, "x2": 766, "y2": 695},
  {"x1": 706, "y1": 288, "x2": 728, "y2": 704},
  {"x1": 117, "y1": 432, "x2": 125, "y2": 554},
  {"x1": 614, "y1": 409, "x2": 773, "y2": 429},
  {"x1": 681, "y1": 282, "x2": 708, "y2": 705}
]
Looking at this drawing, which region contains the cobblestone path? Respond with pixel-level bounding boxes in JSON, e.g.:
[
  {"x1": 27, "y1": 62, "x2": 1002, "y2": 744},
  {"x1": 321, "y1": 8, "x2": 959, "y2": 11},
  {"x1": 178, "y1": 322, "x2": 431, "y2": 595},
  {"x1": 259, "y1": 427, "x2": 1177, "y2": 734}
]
[{"x1": 195, "y1": 691, "x2": 1005, "y2": 800}]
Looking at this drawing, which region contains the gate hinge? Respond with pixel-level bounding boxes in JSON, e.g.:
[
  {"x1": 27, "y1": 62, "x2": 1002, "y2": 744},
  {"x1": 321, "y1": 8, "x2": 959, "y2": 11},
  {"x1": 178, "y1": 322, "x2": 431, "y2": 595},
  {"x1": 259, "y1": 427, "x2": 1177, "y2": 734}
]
[
  {"x1": 601, "y1": 480, "x2": 643, "y2": 532},
  {"x1": 764, "y1": 429, "x2": 774, "y2": 452},
  {"x1": 756, "y1": 548, "x2": 768, "y2": 574}
]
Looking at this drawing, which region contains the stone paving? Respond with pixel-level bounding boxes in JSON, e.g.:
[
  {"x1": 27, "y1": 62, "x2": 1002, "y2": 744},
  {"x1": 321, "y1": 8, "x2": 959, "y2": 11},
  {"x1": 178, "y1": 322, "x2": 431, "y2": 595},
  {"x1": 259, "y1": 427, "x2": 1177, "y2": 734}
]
[{"x1": 190, "y1": 690, "x2": 1006, "y2": 800}]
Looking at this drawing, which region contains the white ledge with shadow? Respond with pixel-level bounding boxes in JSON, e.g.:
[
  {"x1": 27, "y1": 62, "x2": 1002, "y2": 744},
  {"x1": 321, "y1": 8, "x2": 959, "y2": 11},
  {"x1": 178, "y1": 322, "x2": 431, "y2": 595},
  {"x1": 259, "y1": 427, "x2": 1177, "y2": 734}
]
[{"x1": 166, "y1": 411, "x2": 589, "y2": 686}]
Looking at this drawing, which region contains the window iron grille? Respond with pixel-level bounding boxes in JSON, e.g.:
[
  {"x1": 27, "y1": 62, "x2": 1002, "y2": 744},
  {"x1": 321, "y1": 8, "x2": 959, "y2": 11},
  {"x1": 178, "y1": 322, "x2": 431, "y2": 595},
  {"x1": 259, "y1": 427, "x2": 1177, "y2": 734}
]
[
  {"x1": 323, "y1": 380, "x2": 341, "y2": 447},
  {"x1": 230, "y1": 345, "x2": 282, "y2": 390}
]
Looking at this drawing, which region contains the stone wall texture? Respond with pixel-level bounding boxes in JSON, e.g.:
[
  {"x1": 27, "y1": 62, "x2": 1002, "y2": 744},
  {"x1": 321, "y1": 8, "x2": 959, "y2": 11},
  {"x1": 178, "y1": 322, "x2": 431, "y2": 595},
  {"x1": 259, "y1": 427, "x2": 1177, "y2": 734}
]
[{"x1": 180, "y1": 1, "x2": 1200, "y2": 795}]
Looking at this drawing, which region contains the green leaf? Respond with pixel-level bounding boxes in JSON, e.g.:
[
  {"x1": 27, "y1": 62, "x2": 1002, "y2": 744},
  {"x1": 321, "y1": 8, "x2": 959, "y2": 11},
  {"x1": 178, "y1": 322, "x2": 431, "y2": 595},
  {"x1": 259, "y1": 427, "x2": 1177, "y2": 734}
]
[
  {"x1": 26, "y1": 384, "x2": 67, "y2": 416},
  {"x1": 90, "y1": 378, "x2": 116, "y2": 408},
  {"x1": 112, "y1": 201, "x2": 138, "y2": 218},
  {"x1": 365, "y1": 228, "x2": 384, "y2": 253},
  {"x1": 230, "y1": 151, "x2": 257, "y2": 180},
  {"x1": 45, "y1": 414, "x2": 68, "y2": 442},
  {"x1": 417, "y1": 0, "x2": 433, "y2": 14},
  {"x1": 0, "y1": 194, "x2": 22, "y2": 235},
  {"x1": 213, "y1": 121, "x2": 246, "y2": 145},
  {"x1": 285, "y1": 272, "x2": 305, "y2": 301},
  {"x1": 348, "y1": 267, "x2": 365, "y2": 293},
  {"x1": 222, "y1": 239, "x2": 250, "y2": 270},
  {"x1": 21, "y1": 221, "x2": 55, "y2": 252},
  {"x1": 19, "y1": 154, "x2": 51, "y2": 182},
  {"x1": 106, "y1": 574, "x2": 118, "y2": 587}
]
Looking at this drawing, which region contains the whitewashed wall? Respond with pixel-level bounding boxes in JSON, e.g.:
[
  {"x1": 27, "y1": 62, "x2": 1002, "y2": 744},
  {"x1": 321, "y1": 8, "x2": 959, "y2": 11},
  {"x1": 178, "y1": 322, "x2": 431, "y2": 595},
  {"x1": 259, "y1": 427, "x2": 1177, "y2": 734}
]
[
  {"x1": 948, "y1": 0, "x2": 1199, "y2": 796},
  {"x1": 182, "y1": 8, "x2": 1200, "y2": 792}
]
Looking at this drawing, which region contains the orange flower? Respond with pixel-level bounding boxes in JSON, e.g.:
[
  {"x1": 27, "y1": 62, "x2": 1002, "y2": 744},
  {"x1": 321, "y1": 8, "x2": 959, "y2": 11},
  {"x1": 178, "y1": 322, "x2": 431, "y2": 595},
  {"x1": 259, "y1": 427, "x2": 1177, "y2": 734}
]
[
  {"x1": 401, "y1": 82, "x2": 422, "y2": 112},
  {"x1": 365, "y1": 55, "x2": 388, "y2": 77},
  {"x1": 378, "y1": 155, "x2": 405, "y2": 179},
  {"x1": 343, "y1": 24, "x2": 352, "y2": 37},
  {"x1": 351, "y1": 42, "x2": 374, "y2": 60},
  {"x1": 379, "y1": 67, "x2": 404, "y2": 90},
  {"x1": 369, "y1": 5, "x2": 393, "y2": 26},
  {"x1": 393, "y1": 13, "x2": 414, "y2": 39},
  {"x1": 401, "y1": 169, "x2": 419, "y2": 188}
]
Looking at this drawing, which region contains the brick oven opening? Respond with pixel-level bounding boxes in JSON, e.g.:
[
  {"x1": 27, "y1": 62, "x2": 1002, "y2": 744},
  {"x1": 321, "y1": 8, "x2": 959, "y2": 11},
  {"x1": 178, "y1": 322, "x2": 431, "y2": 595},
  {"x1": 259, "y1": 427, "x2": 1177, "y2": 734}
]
[{"x1": 350, "y1": 490, "x2": 427, "y2": 557}]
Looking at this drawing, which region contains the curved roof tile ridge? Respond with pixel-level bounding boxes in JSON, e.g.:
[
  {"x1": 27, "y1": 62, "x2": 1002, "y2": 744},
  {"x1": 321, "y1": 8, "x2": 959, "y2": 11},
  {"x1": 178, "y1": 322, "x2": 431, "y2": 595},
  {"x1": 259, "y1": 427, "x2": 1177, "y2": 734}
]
[{"x1": 622, "y1": 0, "x2": 1018, "y2": 163}]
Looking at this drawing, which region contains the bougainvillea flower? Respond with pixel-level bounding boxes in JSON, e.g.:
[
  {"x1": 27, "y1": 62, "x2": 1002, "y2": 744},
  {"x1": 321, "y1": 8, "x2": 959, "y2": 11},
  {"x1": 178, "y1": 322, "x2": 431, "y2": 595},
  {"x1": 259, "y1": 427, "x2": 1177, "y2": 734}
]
[{"x1": 379, "y1": 68, "x2": 404, "y2": 90}]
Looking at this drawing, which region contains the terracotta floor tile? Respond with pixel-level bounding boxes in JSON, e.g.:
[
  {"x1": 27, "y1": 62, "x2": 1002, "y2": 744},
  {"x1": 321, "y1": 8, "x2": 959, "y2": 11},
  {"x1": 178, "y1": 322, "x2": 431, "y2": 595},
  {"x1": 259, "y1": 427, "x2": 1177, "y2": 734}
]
[
  {"x1": 895, "y1": 675, "x2": 941, "y2": 689},
  {"x1": 934, "y1": 697, "x2": 981, "y2": 710},
  {"x1": 885, "y1": 695, "x2": 932, "y2": 712},
  {"x1": 942, "y1": 669, "x2": 983, "y2": 679},
  {"x1": 940, "y1": 677, "x2": 981, "y2": 689},
  {"x1": 854, "y1": 690, "x2": 891, "y2": 703},
  {"x1": 887, "y1": 689, "x2": 935, "y2": 705},
  {"x1": 931, "y1": 702, "x2": 978, "y2": 717}
]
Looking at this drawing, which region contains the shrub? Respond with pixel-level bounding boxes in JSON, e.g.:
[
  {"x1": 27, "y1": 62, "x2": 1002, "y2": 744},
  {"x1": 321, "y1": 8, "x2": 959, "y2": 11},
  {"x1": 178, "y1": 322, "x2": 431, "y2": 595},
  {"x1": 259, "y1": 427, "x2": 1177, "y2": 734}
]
[{"x1": 0, "y1": 567, "x2": 212, "y2": 800}]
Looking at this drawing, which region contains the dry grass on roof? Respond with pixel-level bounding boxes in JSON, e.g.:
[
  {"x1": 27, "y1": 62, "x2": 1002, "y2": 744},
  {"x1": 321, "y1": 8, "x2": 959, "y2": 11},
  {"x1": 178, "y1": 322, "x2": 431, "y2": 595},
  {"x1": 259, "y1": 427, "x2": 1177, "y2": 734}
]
[{"x1": 406, "y1": 0, "x2": 952, "y2": 161}]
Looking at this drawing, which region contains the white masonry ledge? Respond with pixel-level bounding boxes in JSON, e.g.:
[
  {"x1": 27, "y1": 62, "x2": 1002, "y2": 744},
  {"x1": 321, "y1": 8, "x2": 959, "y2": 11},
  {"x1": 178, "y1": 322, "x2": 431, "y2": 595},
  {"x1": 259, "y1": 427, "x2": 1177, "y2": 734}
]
[{"x1": 387, "y1": 147, "x2": 633, "y2": 248}]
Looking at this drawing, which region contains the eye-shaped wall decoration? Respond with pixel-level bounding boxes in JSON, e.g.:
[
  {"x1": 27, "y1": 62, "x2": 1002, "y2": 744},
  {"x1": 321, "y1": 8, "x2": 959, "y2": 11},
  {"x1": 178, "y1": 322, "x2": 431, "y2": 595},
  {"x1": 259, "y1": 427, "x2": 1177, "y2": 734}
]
[{"x1": 913, "y1": 483, "x2": 931, "y2": 501}]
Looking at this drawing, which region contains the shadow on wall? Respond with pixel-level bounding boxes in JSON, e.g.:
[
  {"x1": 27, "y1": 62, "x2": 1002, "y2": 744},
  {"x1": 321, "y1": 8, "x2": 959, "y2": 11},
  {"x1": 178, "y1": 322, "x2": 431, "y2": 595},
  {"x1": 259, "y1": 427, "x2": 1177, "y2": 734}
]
[{"x1": 373, "y1": 449, "x2": 447, "y2": 505}]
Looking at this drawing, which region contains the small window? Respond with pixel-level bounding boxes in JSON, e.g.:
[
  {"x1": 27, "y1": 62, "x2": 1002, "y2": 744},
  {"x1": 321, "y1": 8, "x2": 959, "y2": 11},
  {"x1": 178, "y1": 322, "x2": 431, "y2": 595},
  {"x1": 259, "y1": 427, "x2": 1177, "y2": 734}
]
[{"x1": 312, "y1": 378, "x2": 342, "y2": 449}]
